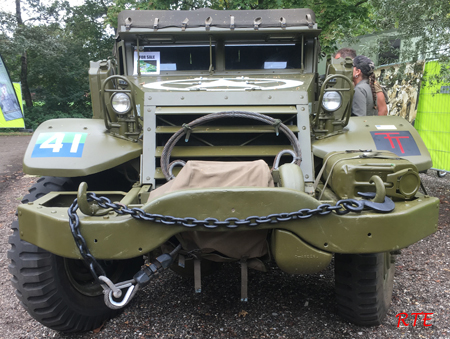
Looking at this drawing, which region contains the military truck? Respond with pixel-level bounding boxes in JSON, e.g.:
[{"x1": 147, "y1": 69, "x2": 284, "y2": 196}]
[{"x1": 9, "y1": 8, "x2": 439, "y2": 332}]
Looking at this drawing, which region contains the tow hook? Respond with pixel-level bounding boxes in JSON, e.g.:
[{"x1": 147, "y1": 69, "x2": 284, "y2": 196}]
[
  {"x1": 356, "y1": 175, "x2": 395, "y2": 213},
  {"x1": 100, "y1": 246, "x2": 181, "y2": 310},
  {"x1": 77, "y1": 182, "x2": 110, "y2": 216}
]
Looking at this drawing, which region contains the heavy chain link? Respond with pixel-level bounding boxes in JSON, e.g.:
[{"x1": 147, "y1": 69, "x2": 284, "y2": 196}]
[
  {"x1": 68, "y1": 192, "x2": 366, "y2": 283},
  {"x1": 68, "y1": 200, "x2": 106, "y2": 283}
]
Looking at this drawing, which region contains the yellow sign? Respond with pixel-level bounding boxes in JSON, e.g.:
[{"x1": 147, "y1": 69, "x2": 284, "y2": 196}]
[{"x1": 0, "y1": 82, "x2": 25, "y2": 128}]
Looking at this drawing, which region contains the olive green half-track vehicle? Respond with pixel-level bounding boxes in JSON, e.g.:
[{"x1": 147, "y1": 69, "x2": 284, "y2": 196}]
[{"x1": 9, "y1": 8, "x2": 439, "y2": 332}]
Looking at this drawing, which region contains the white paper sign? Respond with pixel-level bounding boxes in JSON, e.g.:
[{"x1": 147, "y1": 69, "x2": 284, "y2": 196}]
[
  {"x1": 134, "y1": 51, "x2": 160, "y2": 75},
  {"x1": 375, "y1": 125, "x2": 397, "y2": 130}
]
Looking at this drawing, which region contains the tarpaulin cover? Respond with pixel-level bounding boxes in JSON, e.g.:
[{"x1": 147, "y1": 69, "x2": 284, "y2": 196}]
[
  {"x1": 150, "y1": 160, "x2": 274, "y2": 260},
  {"x1": 118, "y1": 8, "x2": 315, "y2": 31}
]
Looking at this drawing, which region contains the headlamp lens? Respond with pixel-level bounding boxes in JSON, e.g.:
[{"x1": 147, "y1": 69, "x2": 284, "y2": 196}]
[
  {"x1": 322, "y1": 91, "x2": 342, "y2": 111},
  {"x1": 111, "y1": 92, "x2": 131, "y2": 114}
]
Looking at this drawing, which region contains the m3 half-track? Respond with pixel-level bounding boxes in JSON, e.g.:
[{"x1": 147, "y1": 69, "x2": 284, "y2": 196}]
[{"x1": 9, "y1": 8, "x2": 439, "y2": 332}]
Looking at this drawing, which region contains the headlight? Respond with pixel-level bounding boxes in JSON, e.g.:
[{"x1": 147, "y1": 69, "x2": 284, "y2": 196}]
[
  {"x1": 111, "y1": 92, "x2": 131, "y2": 114},
  {"x1": 322, "y1": 91, "x2": 342, "y2": 111}
]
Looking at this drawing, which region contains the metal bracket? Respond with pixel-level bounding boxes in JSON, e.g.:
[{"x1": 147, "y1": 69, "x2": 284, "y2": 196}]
[
  {"x1": 182, "y1": 18, "x2": 188, "y2": 31},
  {"x1": 280, "y1": 17, "x2": 286, "y2": 29},
  {"x1": 230, "y1": 16, "x2": 235, "y2": 30},
  {"x1": 254, "y1": 17, "x2": 261, "y2": 30},
  {"x1": 125, "y1": 17, "x2": 132, "y2": 31},
  {"x1": 205, "y1": 17, "x2": 212, "y2": 30},
  {"x1": 153, "y1": 18, "x2": 159, "y2": 31},
  {"x1": 306, "y1": 14, "x2": 314, "y2": 29}
]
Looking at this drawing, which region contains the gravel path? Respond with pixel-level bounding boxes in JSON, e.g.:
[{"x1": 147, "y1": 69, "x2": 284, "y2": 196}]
[{"x1": 0, "y1": 136, "x2": 449, "y2": 339}]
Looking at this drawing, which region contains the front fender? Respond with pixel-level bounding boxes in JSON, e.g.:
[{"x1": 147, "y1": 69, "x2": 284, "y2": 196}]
[
  {"x1": 23, "y1": 119, "x2": 142, "y2": 177},
  {"x1": 312, "y1": 116, "x2": 432, "y2": 172}
]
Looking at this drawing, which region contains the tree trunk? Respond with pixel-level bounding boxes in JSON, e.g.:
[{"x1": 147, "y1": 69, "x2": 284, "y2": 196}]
[
  {"x1": 16, "y1": 0, "x2": 32, "y2": 107},
  {"x1": 16, "y1": 0, "x2": 23, "y2": 25},
  {"x1": 20, "y1": 51, "x2": 33, "y2": 107}
]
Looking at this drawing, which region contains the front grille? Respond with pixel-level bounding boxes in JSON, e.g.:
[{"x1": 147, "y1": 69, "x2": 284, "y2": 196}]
[{"x1": 153, "y1": 106, "x2": 299, "y2": 185}]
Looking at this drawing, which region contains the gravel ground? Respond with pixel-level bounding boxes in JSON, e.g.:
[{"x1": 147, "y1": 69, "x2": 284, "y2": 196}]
[{"x1": 0, "y1": 136, "x2": 449, "y2": 339}]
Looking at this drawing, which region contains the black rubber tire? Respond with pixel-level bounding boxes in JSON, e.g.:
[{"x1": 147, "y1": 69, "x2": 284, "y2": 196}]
[
  {"x1": 8, "y1": 176, "x2": 142, "y2": 333},
  {"x1": 334, "y1": 252, "x2": 395, "y2": 326}
]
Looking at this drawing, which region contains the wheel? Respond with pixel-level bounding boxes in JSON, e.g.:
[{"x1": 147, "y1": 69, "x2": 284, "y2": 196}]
[
  {"x1": 334, "y1": 252, "x2": 395, "y2": 326},
  {"x1": 8, "y1": 176, "x2": 143, "y2": 333},
  {"x1": 437, "y1": 171, "x2": 447, "y2": 178}
]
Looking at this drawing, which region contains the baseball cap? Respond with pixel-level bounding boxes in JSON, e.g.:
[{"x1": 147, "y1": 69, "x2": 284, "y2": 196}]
[{"x1": 353, "y1": 55, "x2": 375, "y2": 76}]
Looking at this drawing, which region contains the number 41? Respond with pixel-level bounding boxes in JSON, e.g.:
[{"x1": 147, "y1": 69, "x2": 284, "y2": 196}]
[{"x1": 40, "y1": 133, "x2": 82, "y2": 153}]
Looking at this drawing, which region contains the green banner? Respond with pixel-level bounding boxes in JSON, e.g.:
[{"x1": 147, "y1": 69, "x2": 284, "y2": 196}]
[
  {"x1": 0, "y1": 53, "x2": 25, "y2": 128},
  {"x1": 415, "y1": 61, "x2": 450, "y2": 172}
]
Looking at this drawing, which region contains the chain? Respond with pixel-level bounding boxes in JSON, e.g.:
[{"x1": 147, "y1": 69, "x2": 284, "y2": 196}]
[
  {"x1": 68, "y1": 193, "x2": 365, "y2": 276},
  {"x1": 86, "y1": 192, "x2": 364, "y2": 226},
  {"x1": 68, "y1": 200, "x2": 106, "y2": 283},
  {"x1": 67, "y1": 192, "x2": 390, "y2": 307}
]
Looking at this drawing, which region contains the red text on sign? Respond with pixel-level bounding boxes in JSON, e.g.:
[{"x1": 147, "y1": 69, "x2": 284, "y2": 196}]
[{"x1": 396, "y1": 312, "x2": 433, "y2": 327}]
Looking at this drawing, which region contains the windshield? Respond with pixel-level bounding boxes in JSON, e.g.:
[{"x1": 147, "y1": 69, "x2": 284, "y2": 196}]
[
  {"x1": 225, "y1": 43, "x2": 302, "y2": 70},
  {"x1": 132, "y1": 42, "x2": 302, "y2": 74}
]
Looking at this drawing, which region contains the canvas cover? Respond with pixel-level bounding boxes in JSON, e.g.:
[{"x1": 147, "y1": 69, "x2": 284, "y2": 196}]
[
  {"x1": 149, "y1": 160, "x2": 274, "y2": 261},
  {"x1": 118, "y1": 8, "x2": 316, "y2": 32}
]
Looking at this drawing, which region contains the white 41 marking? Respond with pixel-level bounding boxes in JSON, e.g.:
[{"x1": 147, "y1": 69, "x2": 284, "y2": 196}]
[{"x1": 40, "y1": 133, "x2": 82, "y2": 153}]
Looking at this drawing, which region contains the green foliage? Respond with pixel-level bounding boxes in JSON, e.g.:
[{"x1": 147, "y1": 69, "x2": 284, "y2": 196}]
[
  {"x1": 1, "y1": 0, "x2": 114, "y2": 126},
  {"x1": 370, "y1": 0, "x2": 450, "y2": 58},
  {"x1": 23, "y1": 104, "x2": 92, "y2": 131},
  {"x1": 4, "y1": 0, "x2": 448, "y2": 129},
  {"x1": 357, "y1": 1, "x2": 450, "y2": 85}
]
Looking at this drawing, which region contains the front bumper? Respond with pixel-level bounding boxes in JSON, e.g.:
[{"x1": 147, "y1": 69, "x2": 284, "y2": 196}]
[{"x1": 18, "y1": 187, "x2": 439, "y2": 260}]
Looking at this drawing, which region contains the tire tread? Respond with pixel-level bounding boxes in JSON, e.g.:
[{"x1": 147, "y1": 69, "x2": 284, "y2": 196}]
[
  {"x1": 8, "y1": 176, "x2": 119, "y2": 332},
  {"x1": 335, "y1": 253, "x2": 395, "y2": 326}
]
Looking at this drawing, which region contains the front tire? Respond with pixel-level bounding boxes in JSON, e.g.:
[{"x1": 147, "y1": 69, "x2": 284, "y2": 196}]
[
  {"x1": 8, "y1": 176, "x2": 142, "y2": 332},
  {"x1": 334, "y1": 252, "x2": 395, "y2": 326}
]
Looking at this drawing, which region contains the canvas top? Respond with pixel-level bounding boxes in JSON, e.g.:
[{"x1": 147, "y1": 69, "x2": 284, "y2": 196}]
[{"x1": 117, "y1": 8, "x2": 316, "y2": 33}]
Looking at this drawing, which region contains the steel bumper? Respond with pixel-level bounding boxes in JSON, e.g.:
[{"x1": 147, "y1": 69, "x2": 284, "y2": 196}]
[{"x1": 18, "y1": 187, "x2": 439, "y2": 259}]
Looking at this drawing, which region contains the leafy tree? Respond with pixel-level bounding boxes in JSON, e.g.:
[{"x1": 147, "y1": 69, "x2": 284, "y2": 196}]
[
  {"x1": 0, "y1": 0, "x2": 115, "y2": 128},
  {"x1": 368, "y1": 0, "x2": 450, "y2": 83}
]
